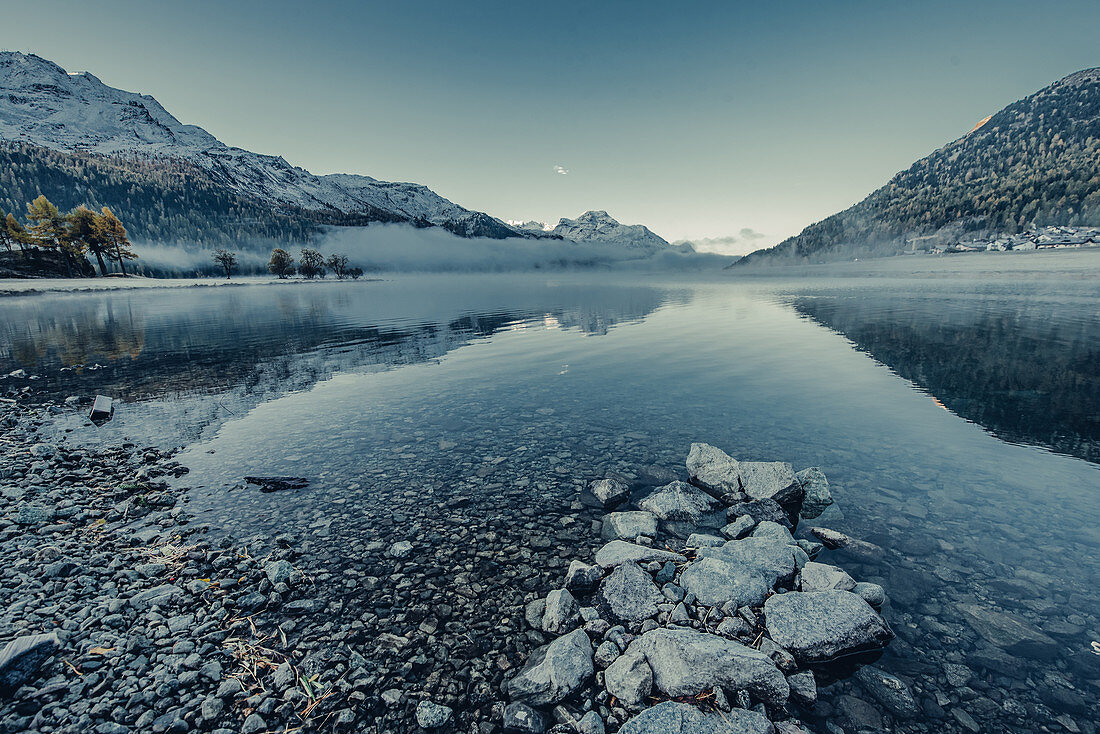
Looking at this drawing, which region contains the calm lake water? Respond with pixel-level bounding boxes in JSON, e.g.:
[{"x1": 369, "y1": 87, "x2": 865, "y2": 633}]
[{"x1": 2, "y1": 255, "x2": 1099, "y2": 732}]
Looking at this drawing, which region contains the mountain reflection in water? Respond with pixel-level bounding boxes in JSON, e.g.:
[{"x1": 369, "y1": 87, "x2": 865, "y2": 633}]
[{"x1": 791, "y1": 283, "x2": 1100, "y2": 463}]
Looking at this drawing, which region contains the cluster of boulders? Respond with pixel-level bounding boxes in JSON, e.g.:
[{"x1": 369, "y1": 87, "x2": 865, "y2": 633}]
[{"x1": 501, "y1": 443, "x2": 894, "y2": 734}]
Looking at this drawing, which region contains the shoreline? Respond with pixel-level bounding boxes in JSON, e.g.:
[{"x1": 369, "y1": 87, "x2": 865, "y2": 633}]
[{"x1": 2, "y1": 390, "x2": 899, "y2": 734}]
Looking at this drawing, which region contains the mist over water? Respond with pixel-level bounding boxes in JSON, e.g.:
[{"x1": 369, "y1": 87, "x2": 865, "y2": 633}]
[{"x1": 129, "y1": 224, "x2": 732, "y2": 276}]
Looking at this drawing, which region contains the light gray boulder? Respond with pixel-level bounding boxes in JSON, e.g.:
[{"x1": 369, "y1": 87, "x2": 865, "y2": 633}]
[
  {"x1": 627, "y1": 627, "x2": 790, "y2": 707},
  {"x1": 598, "y1": 561, "x2": 663, "y2": 623},
  {"x1": 601, "y1": 511, "x2": 658, "y2": 540},
  {"x1": 799, "y1": 561, "x2": 856, "y2": 592},
  {"x1": 679, "y1": 556, "x2": 771, "y2": 608},
  {"x1": 638, "y1": 481, "x2": 725, "y2": 537},
  {"x1": 618, "y1": 701, "x2": 775, "y2": 734},
  {"x1": 686, "y1": 532, "x2": 725, "y2": 548},
  {"x1": 506, "y1": 628, "x2": 594, "y2": 707},
  {"x1": 686, "y1": 443, "x2": 742, "y2": 497},
  {"x1": 795, "y1": 467, "x2": 833, "y2": 519},
  {"x1": 590, "y1": 478, "x2": 630, "y2": 507},
  {"x1": 594, "y1": 541, "x2": 686, "y2": 569},
  {"x1": 697, "y1": 535, "x2": 799, "y2": 587},
  {"x1": 603, "y1": 646, "x2": 652, "y2": 708},
  {"x1": 738, "y1": 461, "x2": 802, "y2": 504},
  {"x1": 764, "y1": 591, "x2": 894, "y2": 663},
  {"x1": 541, "y1": 589, "x2": 581, "y2": 634}
]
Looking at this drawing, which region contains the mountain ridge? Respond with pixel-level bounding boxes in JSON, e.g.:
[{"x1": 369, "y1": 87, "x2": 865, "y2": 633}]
[
  {"x1": 0, "y1": 51, "x2": 679, "y2": 252},
  {"x1": 737, "y1": 67, "x2": 1100, "y2": 266}
]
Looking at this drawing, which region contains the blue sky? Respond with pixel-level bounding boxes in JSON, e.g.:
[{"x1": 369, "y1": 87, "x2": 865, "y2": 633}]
[{"x1": 4, "y1": 0, "x2": 1099, "y2": 251}]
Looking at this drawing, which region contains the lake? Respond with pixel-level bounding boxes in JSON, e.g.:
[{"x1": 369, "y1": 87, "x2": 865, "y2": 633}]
[{"x1": 2, "y1": 253, "x2": 1099, "y2": 732}]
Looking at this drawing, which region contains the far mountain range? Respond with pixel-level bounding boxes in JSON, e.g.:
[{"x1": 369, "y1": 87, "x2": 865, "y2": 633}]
[{"x1": 0, "y1": 52, "x2": 674, "y2": 254}]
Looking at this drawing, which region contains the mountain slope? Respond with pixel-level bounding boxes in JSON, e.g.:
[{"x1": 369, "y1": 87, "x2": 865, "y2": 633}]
[
  {"x1": 738, "y1": 68, "x2": 1100, "y2": 265},
  {"x1": 0, "y1": 51, "x2": 524, "y2": 244}
]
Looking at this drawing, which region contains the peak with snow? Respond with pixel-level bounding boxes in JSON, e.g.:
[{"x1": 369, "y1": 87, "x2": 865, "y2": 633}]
[
  {"x1": 0, "y1": 51, "x2": 518, "y2": 238},
  {"x1": 551, "y1": 210, "x2": 671, "y2": 250}
]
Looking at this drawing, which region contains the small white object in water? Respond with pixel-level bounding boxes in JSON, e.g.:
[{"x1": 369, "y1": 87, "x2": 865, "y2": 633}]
[{"x1": 1091, "y1": 640, "x2": 1100, "y2": 656}]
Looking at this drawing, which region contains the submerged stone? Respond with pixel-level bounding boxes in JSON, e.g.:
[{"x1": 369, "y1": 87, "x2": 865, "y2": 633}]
[{"x1": 795, "y1": 467, "x2": 833, "y2": 519}]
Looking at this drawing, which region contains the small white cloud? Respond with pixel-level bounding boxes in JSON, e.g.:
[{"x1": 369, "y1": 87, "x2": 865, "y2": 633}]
[{"x1": 553, "y1": 165, "x2": 569, "y2": 175}]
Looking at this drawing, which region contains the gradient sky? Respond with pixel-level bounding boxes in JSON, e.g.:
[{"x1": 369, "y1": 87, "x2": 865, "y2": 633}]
[{"x1": 4, "y1": 1, "x2": 1099, "y2": 252}]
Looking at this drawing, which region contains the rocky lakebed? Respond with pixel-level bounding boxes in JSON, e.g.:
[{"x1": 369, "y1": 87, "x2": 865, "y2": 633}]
[{"x1": 1, "y1": 389, "x2": 1098, "y2": 734}]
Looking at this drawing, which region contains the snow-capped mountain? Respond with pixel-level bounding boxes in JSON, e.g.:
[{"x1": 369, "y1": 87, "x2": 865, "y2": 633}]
[
  {"x1": 0, "y1": 51, "x2": 519, "y2": 238},
  {"x1": 550, "y1": 210, "x2": 671, "y2": 249}
]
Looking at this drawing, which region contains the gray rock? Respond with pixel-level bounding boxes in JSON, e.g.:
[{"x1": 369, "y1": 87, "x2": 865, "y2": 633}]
[
  {"x1": 594, "y1": 640, "x2": 620, "y2": 668},
  {"x1": 957, "y1": 603, "x2": 1059, "y2": 660},
  {"x1": 506, "y1": 628, "x2": 594, "y2": 707},
  {"x1": 799, "y1": 562, "x2": 856, "y2": 592},
  {"x1": 415, "y1": 700, "x2": 454, "y2": 728},
  {"x1": 795, "y1": 467, "x2": 833, "y2": 519},
  {"x1": 272, "y1": 661, "x2": 295, "y2": 690},
  {"x1": 729, "y1": 498, "x2": 792, "y2": 530},
  {"x1": 542, "y1": 589, "x2": 581, "y2": 634},
  {"x1": 590, "y1": 478, "x2": 630, "y2": 507},
  {"x1": 764, "y1": 591, "x2": 894, "y2": 663},
  {"x1": 716, "y1": 616, "x2": 751, "y2": 638},
  {"x1": 638, "y1": 480, "x2": 724, "y2": 527},
  {"x1": 697, "y1": 535, "x2": 799, "y2": 587},
  {"x1": 837, "y1": 694, "x2": 882, "y2": 730},
  {"x1": 129, "y1": 584, "x2": 184, "y2": 609},
  {"x1": 601, "y1": 511, "x2": 658, "y2": 540},
  {"x1": 594, "y1": 541, "x2": 685, "y2": 569},
  {"x1": 388, "y1": 540, "x2": 413, "y2": 558},
  {"x1": 15, "y1": 504, "x2": 51, "y2": 525},
  {"x1": 686, "y1": 532, "x2": 725, "y2": 548},
  {"x1": 578, "y1": 711, "x2": 605, "y2": 734},
  {"x1": 787, "y1": 670, "x2": 817, "y2": 707},
  {"x1": 679, "y1": 556, "x2": 770, "y2": 608},
  {"x1": 564, "y1": 560, "x2": 603, "y2": 592},
  {"x1": 598, "y1": 561, "x2": 663, "y2": 623},
  {"x1": 854, "y1": 665, "x2": 919, "y2": 718},
  {"x1": 618, "y1": 702, "x2": 775, "y2": 734},
  {"x1": 0, "y1": 633, "x2": 60, "y2": 695},
  {"x1": 503, "y1": 702, "x2": 547, "y2": 734},
  {"x1": 628, "y1": 627, "x2": 789, "y2": 706},
  {"x1": 685, "y1": 443, "x2": 742, "y2": 496},
  {"x1": 241, "y1": 714, "x2": 266, "y2": 734},
  {"x1": 525, "y1": 599, "x2": 547, "y2": 629},
  {"x1": 853, "y1": 582, "x2": 886, "y2": 607},
  {"x1": 264, "y1": 560, "x2": 294, "y2": 586},
  {"x1": 738, "y1": 461, "x2": 801, "y2": 504},
  {"x1": 603, "y1": 646, "x2": 652, "y2": 708},
  {"x1": 722, "y1": 515, "x2": 755, "y2": 540}
]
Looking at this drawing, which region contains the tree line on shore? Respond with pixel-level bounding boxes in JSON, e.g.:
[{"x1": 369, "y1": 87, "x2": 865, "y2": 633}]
[
  {"x1": 211, "y1": 247, "x2": 365, "y2": 280},
  {"x1": 0, "y1": 195, "x2": 138, "y2": 276}
]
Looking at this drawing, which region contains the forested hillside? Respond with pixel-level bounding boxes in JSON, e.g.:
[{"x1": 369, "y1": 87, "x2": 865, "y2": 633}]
[
  {"x1": 0, "y1": 143, "x2": 407, "y2": 249},
  {"x1": 739, "y1": 68, "x2": 1100, "y2": 265}
]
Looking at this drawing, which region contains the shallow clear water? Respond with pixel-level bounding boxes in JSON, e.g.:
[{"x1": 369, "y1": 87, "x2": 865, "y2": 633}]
[{"x1": 3, "y1": 264, "x2": 1099, "y2": 731}]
